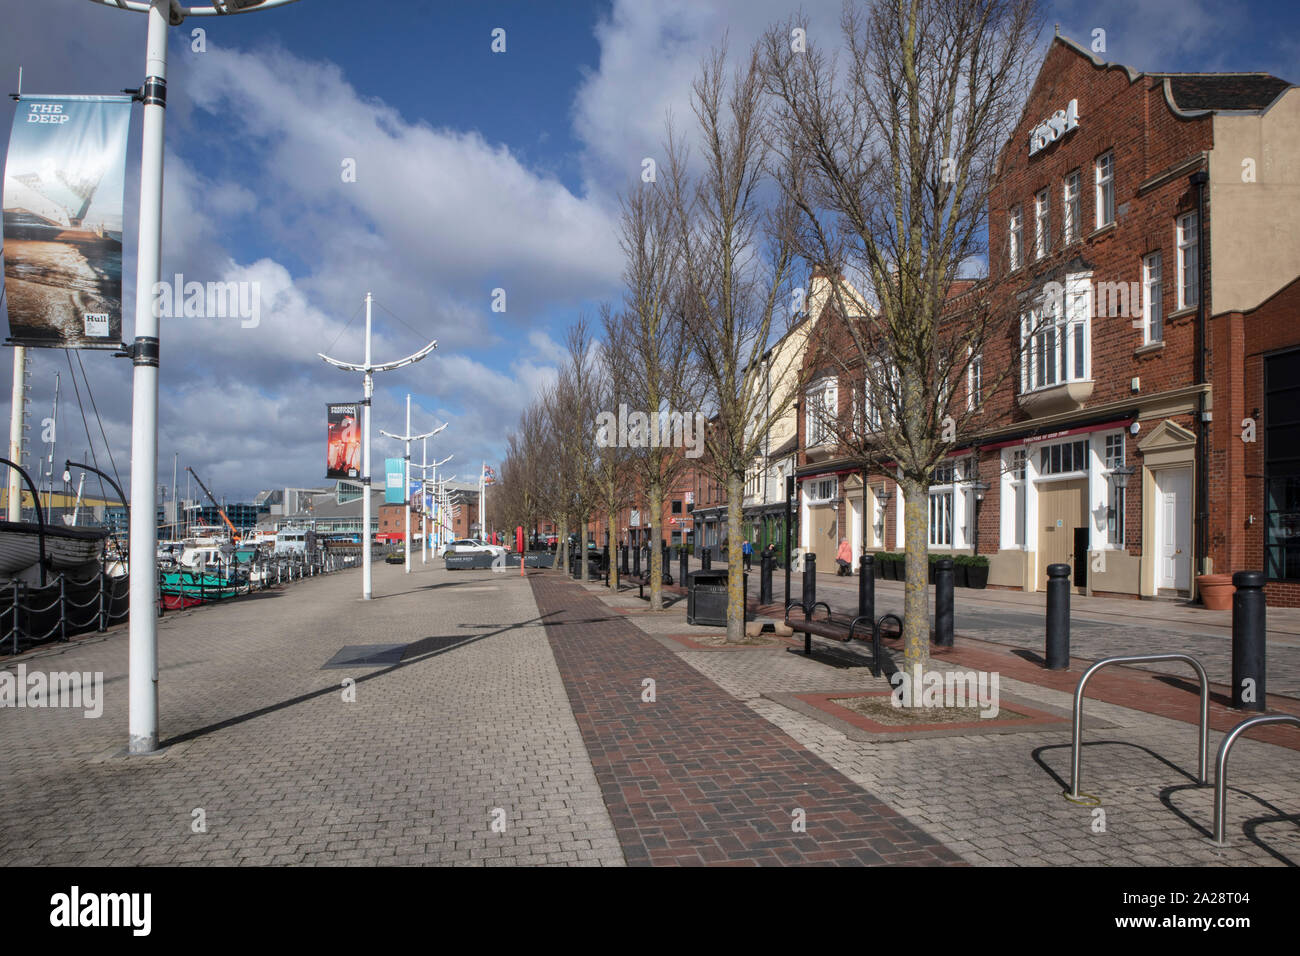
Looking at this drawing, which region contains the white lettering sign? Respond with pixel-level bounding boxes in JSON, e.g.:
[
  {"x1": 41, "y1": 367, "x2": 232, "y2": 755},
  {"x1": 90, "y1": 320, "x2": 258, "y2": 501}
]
[{"x1": 1029, "y1": 99, "x2": 1080, "y2": 156}]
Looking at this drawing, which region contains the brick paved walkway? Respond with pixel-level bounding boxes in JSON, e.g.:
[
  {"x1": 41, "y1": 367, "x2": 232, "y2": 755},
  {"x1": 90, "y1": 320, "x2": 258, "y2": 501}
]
[
  {"x1": 0, "y1": 562, "x2": 623, "y2": 866},
  {"x1": 531, "y1": 572, "x2": 962, "y2": 866}
]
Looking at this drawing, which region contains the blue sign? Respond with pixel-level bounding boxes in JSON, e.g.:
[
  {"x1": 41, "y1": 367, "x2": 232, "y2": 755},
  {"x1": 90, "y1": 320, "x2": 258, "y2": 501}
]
[{"x1": 385, "y1": 458, "x2": 405, "y2": 503}]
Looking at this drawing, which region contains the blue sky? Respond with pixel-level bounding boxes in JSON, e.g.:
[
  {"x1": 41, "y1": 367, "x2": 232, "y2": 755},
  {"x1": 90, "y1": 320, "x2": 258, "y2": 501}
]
[{"x1": 1, "y1": 0, "x2": 1297, "y2": 504}]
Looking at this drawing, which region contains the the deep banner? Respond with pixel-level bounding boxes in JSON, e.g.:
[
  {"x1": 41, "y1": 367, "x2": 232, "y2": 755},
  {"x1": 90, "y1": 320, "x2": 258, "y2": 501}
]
[
  {"x1": 2, "y1": 94, "x2": 132, "y2": 349},
  {"x1": 326, "y1": 403, "x2": 361, "y2": 479}
]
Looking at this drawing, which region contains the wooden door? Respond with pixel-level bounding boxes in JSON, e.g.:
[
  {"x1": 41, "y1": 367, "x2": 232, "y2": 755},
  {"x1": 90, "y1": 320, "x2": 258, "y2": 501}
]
[{"x1": 1038, "y1": 478, "x2": 1087, "y2": 588}]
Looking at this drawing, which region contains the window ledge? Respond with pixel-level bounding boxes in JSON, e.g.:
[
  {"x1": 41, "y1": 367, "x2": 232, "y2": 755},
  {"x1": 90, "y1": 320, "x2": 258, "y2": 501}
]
[
  {"x1": 1017, "y1": 379, "x2": 1095, "y2": 416},
  {"x1": 1134, "y1": 340, "x2": 1165, "y2": 356},
  {"x1": 1167, "y1": 306, "x2": 1198, "y2": 322},
  {"x1": 1087, "y1": 222, "x2": 1117, "y2": 241}
]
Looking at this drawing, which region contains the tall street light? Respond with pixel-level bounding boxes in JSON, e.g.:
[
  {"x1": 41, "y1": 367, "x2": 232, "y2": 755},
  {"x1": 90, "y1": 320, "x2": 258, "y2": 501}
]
[
  {"x1": 321, "y1": 295, "x2": 437, "y2": 598},
  {"x1": 381, "y1": 396, "x2": 446, "y2": 575},
  {"x1": 86, "y1": 0, "x2": 301, "y2": 755}
]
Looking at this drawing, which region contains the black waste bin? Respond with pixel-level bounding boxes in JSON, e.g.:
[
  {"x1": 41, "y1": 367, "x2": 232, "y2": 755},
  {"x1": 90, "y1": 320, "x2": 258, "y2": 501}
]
[{"x1": 687, "y1": 569, "x2": 747, "y2": 627}]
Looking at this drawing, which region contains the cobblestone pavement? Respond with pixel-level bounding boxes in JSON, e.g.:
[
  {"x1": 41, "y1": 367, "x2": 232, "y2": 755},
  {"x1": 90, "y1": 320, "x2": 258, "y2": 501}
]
[
  {"x1": 724, "y1": 564, "x2": 1300, "y2": 699},
  {"x1": 0, "y1": 562, "x2": 623, "y2": 866},
  {"x1": 588, "y1": 574, "x2": 1299, "y2": 866},
  {"x1": 531, "y1": 573, "x2": 962, "y2": 866}
]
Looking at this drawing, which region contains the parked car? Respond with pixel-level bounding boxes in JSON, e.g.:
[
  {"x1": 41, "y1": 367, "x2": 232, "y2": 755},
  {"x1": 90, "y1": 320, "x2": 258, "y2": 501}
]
[{"x1": 445, "y1": 538, "x2": 506, "y2": 558}]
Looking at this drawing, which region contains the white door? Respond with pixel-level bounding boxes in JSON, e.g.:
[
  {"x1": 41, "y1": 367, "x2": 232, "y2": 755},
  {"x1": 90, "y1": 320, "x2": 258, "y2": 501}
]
[
  {"x1": 1155, "y1": 468, "x2": 1191, "y2": 590},
  {"x1": 848, "y1": 495, "x2": 863, "y2": 552}
]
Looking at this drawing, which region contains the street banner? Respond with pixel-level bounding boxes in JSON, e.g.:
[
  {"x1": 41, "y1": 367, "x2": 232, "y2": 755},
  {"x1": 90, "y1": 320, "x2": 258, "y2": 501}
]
[
  {"x1": 326, "y1": 403, "x2": 361, "y2": 479},
  {"x1": 2, "y1": 95, "x2": 132, "y2": 348},
  {"x1": 384, "y1": 458, "x2": 405, "y2": 503}
]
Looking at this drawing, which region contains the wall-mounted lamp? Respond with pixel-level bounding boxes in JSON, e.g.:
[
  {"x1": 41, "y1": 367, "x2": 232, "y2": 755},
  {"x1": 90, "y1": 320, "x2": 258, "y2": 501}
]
[
  {"x1": 1109, "y1": 464, "x2": 1136, "y2": 490},
  {"x1": 971, "y1": 479, "x2": 991, "y2": 502}
]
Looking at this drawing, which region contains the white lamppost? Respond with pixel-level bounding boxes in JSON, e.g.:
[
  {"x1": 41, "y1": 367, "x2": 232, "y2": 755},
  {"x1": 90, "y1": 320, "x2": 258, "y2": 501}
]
[
  {"x1": 321, "y1": 295, "x2": 436, "y2": 598},
  {"x1": 381, "y1": 396, "x2": 445, "y2": 575},
  {"x1": 85, "y1": 0, "x2": 301, "y2": 755},
  {"x1": 413, "y1": 452, "x2": 452, "y2": 563}
]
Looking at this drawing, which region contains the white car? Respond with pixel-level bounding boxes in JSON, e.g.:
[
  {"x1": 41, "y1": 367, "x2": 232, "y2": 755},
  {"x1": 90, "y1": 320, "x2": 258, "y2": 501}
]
[{"x1": 445, "y1": 538, "x2": 506, "y2": 558}]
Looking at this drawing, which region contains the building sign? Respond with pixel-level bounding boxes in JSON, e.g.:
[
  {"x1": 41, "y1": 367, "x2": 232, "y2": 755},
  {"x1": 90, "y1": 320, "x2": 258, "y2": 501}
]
[
  {"x1": 3, "y1": 94, "x2": 132, "y2": 348},
  {"x1": 630, "y1": 509, "x2": 641, "y2": 527},
  {"x1": 1028, "y1": 99, "x2": 1079, "y2": 156}
]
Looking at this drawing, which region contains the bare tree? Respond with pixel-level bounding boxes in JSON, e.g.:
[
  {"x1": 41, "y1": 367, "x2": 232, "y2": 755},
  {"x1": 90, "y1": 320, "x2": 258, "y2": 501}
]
[
  {"x1": 554, "y1": 318, "x2": 603, "y2": 581},
  {"x1": 666, "y1": 45, "x2": 803, "y2": 642},
  {"x1": 593, "y1": 305, "x2": 637, "y2": 591},
  {"x1": 762, "y1": 0, "x2": 1043, "y2": 682},
  {"x1": 603, "y1": 179, "x2": 698, "y2": 608}
]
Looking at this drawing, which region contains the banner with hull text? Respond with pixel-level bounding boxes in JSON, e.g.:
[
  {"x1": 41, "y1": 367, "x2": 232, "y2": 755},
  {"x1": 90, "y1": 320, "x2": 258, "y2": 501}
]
[{"x1": 2, "y1": 95, "x2": 132, "y2": 349}]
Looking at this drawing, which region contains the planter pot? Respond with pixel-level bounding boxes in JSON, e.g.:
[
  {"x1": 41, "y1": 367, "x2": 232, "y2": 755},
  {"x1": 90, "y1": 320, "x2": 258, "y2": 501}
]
[
  {"x1": 928, "y1": 562, "x2": 937, "y2": 584},
  {"x1": 873, "y1": 560, "x2": 885, "y2": 580},
  {"x1": 966, "y1": 564, "x2": 989, "y2": 589},
  {"x1": 887, "y1": 560, "x2": 901, "y2": 581},
  {"x1": 1197, "y1": 574, "x2": 1234, "y2": 610},
  {"x1": 953, "y1": 563, "x2": 968, "y2": 588}
]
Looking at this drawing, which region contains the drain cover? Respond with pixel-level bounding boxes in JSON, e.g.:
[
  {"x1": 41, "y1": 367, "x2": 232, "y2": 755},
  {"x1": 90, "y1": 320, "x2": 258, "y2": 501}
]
[{"x1": 322, "y1": 644, "x2": 407, "y2": 669}]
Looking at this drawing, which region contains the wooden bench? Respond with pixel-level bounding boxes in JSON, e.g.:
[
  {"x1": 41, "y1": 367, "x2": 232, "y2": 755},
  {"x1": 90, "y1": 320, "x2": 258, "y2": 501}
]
[{"x1": 783, "y1": 603, "x2": 901, "y2": 678}]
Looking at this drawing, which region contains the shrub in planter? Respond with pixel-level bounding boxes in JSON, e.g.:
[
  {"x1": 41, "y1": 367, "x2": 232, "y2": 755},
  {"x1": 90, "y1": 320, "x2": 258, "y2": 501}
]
[
  {"x1": 966, "y1": 554, "x2": 990, "y2": 589},
  {"x1": 881, "y1": 552, "x2": 898, "y2": 580},
  {"x1": 951, "y1": 554, "x2": 970, "y2": 588}
]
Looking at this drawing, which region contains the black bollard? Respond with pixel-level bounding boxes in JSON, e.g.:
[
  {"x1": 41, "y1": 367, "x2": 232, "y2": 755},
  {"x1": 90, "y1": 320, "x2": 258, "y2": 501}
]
[
  {"x1": 934, "y1": 557, "x2": 954, "y2": 647},
  {"x1": 1231, "y1": 571, "x2": 1266, "y2": 711},
  {"x1": 858, "y1": 554, "x2": 874, "y2": 623},
  {"x1": 662, "y1": 543, "x2": 672, "y2": 585},
  {"x1": 702, "y1": 547, "x2": 712, "y2": 571},
  {"x1": 633, "y1": 543, "x2": 641, "y2": 578},
  {"x1": 802, "y1": 552, "x2": 817, "y2": 617},
  {"x1": 760, "y1": 551, "x2": 773, "y2": 605},
  {"x1": 679, "y1": 548, "x2": 688, "y2": 589},
  {"x1": 601, "y1": 545, "x2": 609, "y2": 574},
  {"x1": 1045, "y1": 563, "x2": 1071, "y2": 669},
  {"x1": 620, "y1": 545, "x2": 628, "y2": 576}
]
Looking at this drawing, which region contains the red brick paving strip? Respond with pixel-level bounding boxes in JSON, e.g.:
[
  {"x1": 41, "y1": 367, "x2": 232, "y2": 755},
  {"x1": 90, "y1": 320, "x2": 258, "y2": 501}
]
[{"x1": 531, "y1": 572, "x2": 964, "y2": 866}]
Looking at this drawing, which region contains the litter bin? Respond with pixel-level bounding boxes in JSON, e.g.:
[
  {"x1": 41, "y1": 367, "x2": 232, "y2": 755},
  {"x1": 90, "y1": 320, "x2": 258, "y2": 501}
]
[{"x1": 687, "y1": 569, "x2": 747, "y2": 627}]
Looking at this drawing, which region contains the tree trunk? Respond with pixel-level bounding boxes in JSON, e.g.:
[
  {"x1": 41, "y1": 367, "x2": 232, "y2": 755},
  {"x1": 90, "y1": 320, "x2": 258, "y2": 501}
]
[
  {"x1": 580, "y1": 516, "x2": 593, "y2": 581},
  {"x1": 558, "y1": 515, "x2": 569, "y2": 573},
  {"x1": 648, "y1": 478, "x2": 663, "y2": 610},
  {"x1": 901, "y1": 476, "x2": 930, "y2": 692},
  {"x1": 726, "y1": 471, "x2": 746, "y2": 642},
  {"x1": 607, "y1": 511, "x2": 618, "y2": 590}
]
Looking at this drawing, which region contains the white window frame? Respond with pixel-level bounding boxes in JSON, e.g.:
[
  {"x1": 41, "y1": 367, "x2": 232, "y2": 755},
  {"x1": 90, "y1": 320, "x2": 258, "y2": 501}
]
[
  {"x1": 1038, "y1": 438, "x2": 1090, "y2": 478},
  {"x1": 1034, "y1": 188, "x2": 1050, "y2": 259},
  {"x1": 1177, "y1": 212, "x2": 1199, "y2": 310},
  {"x1": 1009, "y1": 205, "x2": 1023, "y2": 271},
  {"x1": 1095, "y1": 151, "x2": 1115, "y2": 228},
  {"x1": 1142, "y1": 251, "x2": 1163, "y2": 343},
  {"x1": 1020, "y1": 274, "x2": 1092, "y2": 393},
  {"x1": 805, "y1": 376, "x2": 838, "y2": 448},
  {"x1": 928, "y1": 462, "x2": 957, "y2": 548},
  {"x1": 1103, "y1": 432, "x2": 1126, "y2": 548},
  {"x1": 807, "y1": 477, "x2": 838, "y2": 504},
  {"x1": 1062, "y1": 170, "x2": 1081, "y2": 244},
  {"x1": 967, "y1": 351, "x2": 983, "y2": 411}
]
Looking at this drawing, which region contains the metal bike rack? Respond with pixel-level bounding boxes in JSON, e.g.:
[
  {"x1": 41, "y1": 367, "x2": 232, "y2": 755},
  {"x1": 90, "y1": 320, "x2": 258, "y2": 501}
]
[
  {"x1": 1212, "y1": 713, "x2": 1300, "y2": 846},
  {"x1": 847, "y1": 613, "x2": 901, "y2": 679},
  {"x1": 1067, "y1": 653, "x2": 1209, "y2": 802}
]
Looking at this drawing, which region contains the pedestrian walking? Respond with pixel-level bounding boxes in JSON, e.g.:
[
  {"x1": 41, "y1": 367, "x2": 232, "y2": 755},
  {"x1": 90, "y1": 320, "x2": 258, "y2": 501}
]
[
  {"x1": 741, "y1": 539, "x2": 753, "y2": 571},
  {"x1": 836, "y1": 538, "x2": 853, "y2": 576}
]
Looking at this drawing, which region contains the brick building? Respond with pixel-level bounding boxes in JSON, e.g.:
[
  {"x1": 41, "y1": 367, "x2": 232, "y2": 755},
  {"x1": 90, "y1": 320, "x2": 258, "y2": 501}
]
[{"x1": 794, "y1": 34, "x2": 1300, "y2": 604}]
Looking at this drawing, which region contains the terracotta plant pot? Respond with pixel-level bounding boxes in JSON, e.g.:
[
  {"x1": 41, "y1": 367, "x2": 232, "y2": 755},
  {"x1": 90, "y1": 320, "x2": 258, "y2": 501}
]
[{"x1": 1197, "y1": 574, "x2": 1234, "y2": 610}]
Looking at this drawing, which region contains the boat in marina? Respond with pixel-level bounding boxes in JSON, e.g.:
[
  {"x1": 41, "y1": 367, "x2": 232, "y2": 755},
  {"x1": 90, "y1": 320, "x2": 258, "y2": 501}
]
[{"x1": 0, "y1": 519, "x2": 108, "y2": 576}]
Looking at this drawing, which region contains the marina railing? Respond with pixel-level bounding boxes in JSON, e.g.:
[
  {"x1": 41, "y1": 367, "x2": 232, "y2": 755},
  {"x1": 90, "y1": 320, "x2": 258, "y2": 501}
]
[{"x1": 4, "y1": 547, "x2": 366, "y2": 655}]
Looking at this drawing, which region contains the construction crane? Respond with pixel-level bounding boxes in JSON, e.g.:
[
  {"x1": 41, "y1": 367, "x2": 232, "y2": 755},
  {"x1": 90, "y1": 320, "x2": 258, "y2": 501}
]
[{"x1": 186, "y1": 466, "x2": 241, "y2": 543}]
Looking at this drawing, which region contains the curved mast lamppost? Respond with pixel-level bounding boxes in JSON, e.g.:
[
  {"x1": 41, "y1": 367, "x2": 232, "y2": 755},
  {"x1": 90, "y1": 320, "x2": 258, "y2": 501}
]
[
  {"x1": 412, "y1": 453, "x2": 452, "y2": 564},
  {"x1": 85, "y1": 0, "x2": 302, "y2": 755},
  {"x1": 320, "y1": 294, "x2": 437, "y2": 598},
  {"x1": 380, "y1": 397, "x2": 446, "y2": 575}
]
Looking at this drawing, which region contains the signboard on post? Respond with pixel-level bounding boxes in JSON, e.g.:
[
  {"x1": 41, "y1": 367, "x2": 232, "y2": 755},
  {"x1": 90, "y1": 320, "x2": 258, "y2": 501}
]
[
  {"x1": 2, "y1": 95, "x2": 132, "y2": 348},
  {"x1": 326, "y1": 403, "x2": 361, "y2": 479},
  {"x1": 384, "y1": 458, "x2": 405, "y2": 503}
]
